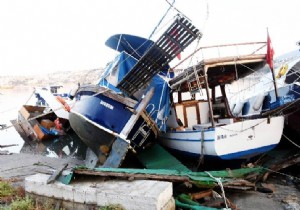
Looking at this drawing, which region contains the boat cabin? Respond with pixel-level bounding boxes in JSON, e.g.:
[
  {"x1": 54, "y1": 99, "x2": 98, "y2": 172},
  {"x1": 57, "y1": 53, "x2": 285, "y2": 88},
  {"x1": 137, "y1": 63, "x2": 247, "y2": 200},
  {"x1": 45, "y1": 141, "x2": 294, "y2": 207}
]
[{"x1": 167, "y1": 43, "x2": 268, "y2": 131}]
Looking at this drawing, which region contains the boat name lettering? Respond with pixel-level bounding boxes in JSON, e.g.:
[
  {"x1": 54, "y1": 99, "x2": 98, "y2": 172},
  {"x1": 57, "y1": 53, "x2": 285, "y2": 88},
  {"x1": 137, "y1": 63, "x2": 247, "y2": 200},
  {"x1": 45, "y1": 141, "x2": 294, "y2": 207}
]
[
  {"x1": 217, "y1": 134, "x2": 227, "y2": 140},
  {"x1": 229, "y1": 133, "x2": 237, "y2": 137},
  {"x1": 99, "y1": 100, "x2": 114, "y2": 110}
]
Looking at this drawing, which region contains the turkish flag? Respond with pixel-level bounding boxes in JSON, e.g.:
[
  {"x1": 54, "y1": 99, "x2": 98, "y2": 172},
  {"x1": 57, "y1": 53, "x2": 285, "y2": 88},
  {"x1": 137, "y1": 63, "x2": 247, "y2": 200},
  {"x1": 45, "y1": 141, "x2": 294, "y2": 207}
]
[{"x1": 266, "y1": 30, "x2": 274, "y2": 70}]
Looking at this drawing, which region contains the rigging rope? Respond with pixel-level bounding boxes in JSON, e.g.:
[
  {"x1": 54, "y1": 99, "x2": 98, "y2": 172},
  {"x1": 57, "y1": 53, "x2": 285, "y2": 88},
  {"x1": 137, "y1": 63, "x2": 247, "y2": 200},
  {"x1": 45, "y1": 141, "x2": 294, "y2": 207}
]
[
  {"x1": 282, "y1": 133, "x2": 300, "y2": 149},
  {"x1": 205, "y1": 171, "x2": 229, "y2": 209},
  {"x1": 148, "y1": 0, "x2": 175, "y2": 40}
]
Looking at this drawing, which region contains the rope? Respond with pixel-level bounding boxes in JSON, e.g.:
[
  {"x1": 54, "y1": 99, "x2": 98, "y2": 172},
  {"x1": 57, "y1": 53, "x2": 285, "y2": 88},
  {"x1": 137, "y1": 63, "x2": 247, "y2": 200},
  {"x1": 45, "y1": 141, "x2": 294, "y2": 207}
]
[
  {"x1": 282, "y1": 133, "x2": 300, "y2": 149},
  {"x1": 228, "y1": 61, "x2": 300, "y2": 102},
  {"x1": 24, "y1": 90, "x2": 35, "y2": 105},
  {"x1": 261, "y1": 166, "x2": 300, "y2": 181},
  {"x1": 148, "y1": 0, "x2": 175, "y2": 40},
  {"x1": 165, "y1": 0, "x2": 191, "y2": 21},
  {"x1": 197, "y1": 129, "x2": 205, "y2": 169},
  {"x1": 205, "y1": 171, "x2": 228, "y2": 209}
]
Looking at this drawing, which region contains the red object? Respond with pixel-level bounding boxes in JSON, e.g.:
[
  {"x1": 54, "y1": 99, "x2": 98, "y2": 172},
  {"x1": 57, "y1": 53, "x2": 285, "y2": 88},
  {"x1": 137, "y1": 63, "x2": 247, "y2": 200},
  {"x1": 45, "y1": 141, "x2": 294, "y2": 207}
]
[
  {"x1": 54, "y1": 118, "x2": 63, "y2": 130},
  {"x1": 169, "y1": 28, "x2": 181, "y2": 60},
  {"x1": 56, "y1": 96, "x2": 71, "y2": 112},
  {"x1": 266, "y1": 30, "x2": 274, "y2": 70}
]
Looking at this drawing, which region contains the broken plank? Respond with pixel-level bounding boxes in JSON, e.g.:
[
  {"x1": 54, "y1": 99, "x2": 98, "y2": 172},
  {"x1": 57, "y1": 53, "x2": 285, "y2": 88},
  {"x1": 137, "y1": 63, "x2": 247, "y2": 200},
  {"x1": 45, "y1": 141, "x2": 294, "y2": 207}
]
[
  {"x1": 73, "y1": 169, "x2": 190, "y2": 183},
  {"x1": 47, "y1": 164, "x2": 68, "y2": 184},
  {"x1": 262, "y1": 155, "x2": 300, "y2": 182},
  {"x1": 191, "y1": 189, "x2": 213, "y2": 200}
]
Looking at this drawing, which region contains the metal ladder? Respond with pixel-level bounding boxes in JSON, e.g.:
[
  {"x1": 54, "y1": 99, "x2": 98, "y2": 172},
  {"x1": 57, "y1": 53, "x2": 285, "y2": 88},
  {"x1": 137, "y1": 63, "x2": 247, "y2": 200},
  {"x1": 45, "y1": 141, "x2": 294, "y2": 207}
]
[{"x1": 117, "y1": 15, "x2": 201, "y2": 96}]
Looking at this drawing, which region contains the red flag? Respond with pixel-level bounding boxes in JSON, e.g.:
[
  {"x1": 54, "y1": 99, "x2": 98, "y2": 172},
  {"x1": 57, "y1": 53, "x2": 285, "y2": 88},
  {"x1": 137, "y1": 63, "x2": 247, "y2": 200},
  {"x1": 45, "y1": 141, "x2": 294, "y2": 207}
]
[
  {"x1": 266, "y1": 30, "x2": 274, "y2": 69},
  {"x1": 169, "y1": 28, "x2": 181, "y2": 60}
]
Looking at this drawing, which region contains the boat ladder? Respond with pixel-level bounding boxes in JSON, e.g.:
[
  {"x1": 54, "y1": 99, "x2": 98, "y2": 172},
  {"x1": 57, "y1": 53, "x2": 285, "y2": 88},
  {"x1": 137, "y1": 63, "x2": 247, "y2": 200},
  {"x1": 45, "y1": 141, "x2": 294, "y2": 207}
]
[
  {"x1": 117, "y1": 15, "x2": 201, "y2": 96},
  {"x1": 131, "y1": 118, "x2": 157, "y2": 149}
]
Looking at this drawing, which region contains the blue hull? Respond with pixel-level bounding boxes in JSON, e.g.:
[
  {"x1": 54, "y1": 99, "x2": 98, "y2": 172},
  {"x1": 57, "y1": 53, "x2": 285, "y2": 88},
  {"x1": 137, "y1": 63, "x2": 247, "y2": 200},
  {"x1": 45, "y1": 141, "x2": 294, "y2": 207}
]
[
  {"x1": 166, "y1": 144, "x2": 278, "y2": 160},
  {"x1": 71, "y1": 90, "x2": 133, "y2": 134},
  {"x1": 69, "y1": 86, "x2": 156, "y2": 159}
]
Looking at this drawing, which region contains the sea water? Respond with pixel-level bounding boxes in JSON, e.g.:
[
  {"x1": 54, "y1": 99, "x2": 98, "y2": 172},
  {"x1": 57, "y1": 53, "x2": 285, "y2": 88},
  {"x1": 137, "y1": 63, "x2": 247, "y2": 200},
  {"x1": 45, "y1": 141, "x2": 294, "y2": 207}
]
[{"x1": 0, "y1": 87, "x2": 86, "y2": 159}]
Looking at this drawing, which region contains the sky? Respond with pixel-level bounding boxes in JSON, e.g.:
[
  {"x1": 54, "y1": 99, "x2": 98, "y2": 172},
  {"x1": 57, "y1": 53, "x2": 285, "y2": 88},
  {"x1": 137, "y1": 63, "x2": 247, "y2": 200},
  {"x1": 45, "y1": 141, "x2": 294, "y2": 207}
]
[{"x1": 0, "y1": 0, "x2": 300, "y2": 76}]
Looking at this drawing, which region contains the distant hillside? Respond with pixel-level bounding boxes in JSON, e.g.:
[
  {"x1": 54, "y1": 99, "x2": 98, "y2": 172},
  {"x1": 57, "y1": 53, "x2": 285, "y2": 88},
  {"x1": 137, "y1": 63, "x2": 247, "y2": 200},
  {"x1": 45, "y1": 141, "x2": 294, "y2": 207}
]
[{"x1": 0, "y1": 68, "x2": 104, "y2": 89}]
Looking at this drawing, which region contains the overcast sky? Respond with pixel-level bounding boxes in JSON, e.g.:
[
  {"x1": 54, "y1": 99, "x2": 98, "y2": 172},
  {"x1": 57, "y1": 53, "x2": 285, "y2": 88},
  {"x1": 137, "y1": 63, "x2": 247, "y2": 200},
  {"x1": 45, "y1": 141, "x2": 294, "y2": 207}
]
[{"x1": 0, "y1": 0, "x2": 299, "y2": 76}]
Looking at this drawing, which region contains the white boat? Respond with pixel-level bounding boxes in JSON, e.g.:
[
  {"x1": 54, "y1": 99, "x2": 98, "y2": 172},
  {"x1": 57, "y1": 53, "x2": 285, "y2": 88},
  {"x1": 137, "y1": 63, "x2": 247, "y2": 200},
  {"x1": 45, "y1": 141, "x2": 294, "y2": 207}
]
[
  {"x1": 159, "y1": 42, "x2": 285, "y2": 160},
  {"x1": 160, "y1": 116, "x2": 284, "y2": 160}
]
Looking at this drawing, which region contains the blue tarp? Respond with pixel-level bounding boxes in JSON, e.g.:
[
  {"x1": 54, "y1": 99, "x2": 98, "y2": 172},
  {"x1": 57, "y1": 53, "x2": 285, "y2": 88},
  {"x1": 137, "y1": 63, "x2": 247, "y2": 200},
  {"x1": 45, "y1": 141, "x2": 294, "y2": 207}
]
[
  {"x1": 98, "y1": 52, "x2": 137, "y2": 93},
  {"x1": 105, "y1": 34, "x2": 154, "y2": 60},
  {"x1": 105, "y1": 34, "x2": 173, "y2": 78},
  {"x1": 98, "y1": 51, "x2": 170, "y2": 132}
]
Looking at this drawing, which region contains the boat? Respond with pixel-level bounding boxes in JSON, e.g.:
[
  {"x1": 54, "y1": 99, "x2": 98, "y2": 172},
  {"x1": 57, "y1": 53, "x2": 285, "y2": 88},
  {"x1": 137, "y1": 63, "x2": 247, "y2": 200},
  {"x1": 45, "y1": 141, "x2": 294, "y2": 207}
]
[
  {"x1": 17, "y1": 105, "x2": 66, "y2": 141},
  {"x1": 159, "y1": 41, "x2": 285, "y2": 160},
  {"x1": 68, "y1": 15, "x2": 201, "y2": 167},
  {"x1": 228, "y1": 46, "x2": 300, "y2": 135},
  {"x1": 16, "y1": 86, "x2": 72, "y2": 141}
]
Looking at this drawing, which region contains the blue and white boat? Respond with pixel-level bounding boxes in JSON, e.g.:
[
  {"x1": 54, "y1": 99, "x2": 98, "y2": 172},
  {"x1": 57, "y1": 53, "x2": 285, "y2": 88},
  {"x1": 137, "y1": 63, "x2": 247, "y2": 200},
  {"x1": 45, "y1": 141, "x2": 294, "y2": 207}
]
[
  {"x1": 159, "y1": 42, "x2": 285, "y2": 160},
  {"x1": 228, "y1": 47, "x2": 300, "y2": 134},
  {"x1": 69, "y1": 16, "x2": 201, "y2": 167}
]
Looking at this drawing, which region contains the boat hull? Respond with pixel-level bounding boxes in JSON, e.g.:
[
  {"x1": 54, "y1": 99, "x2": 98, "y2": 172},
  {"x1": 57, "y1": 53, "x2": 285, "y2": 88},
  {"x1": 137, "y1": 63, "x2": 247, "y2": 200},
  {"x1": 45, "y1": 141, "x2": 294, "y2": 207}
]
[
  {"x1": 159, "y1": 116, "x2": 284, "y2": 160},
  {"x1": 69, "y1": 86, "x2": 157, "y2": 161}
]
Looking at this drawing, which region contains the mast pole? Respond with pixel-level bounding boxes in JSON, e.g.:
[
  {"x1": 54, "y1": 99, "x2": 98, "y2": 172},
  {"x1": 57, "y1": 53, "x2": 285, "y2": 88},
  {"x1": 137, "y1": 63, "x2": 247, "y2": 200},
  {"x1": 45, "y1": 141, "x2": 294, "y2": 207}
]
[{"x1": 204, "y1": 66, "x2": 215, "y2": 127}]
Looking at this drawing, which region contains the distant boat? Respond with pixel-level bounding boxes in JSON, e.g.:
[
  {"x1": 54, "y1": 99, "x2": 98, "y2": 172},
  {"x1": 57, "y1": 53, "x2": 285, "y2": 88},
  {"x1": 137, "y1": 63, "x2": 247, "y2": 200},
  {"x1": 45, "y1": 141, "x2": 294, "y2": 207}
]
[
  {"x1": 69, "y1": 15, "x2": 201, "y2": 167},
  {"x1": 159, "y1": 42, "x2": 285, "y2": 160}
]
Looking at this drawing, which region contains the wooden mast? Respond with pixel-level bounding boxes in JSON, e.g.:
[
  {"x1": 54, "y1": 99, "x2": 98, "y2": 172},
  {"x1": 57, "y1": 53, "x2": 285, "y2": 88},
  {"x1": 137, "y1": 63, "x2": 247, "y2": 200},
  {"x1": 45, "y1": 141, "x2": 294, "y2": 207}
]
[{"x1": 204, "y1": 66, "x2": 215, "y2": 127}]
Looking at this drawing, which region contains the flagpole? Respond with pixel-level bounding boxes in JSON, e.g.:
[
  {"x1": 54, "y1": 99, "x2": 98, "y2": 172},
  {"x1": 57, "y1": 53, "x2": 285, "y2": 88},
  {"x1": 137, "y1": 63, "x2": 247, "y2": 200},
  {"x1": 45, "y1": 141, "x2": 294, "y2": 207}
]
[
  {"x1": 266, "y1": 28, "x2": 279, "y2": 99},
  {"x1": 271, "y1": 66, "x2": 279, "y2": 99}
]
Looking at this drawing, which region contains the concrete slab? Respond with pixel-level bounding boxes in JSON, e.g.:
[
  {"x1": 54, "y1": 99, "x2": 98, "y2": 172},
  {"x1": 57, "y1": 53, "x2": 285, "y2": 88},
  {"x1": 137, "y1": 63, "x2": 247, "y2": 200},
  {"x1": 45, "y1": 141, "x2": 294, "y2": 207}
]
[
  {"x1": 0, "y1": 153, "x2": 83, "y2": 186},
  {"x1": 25, "y1": 173, "x2": 175, "y2": 210}
]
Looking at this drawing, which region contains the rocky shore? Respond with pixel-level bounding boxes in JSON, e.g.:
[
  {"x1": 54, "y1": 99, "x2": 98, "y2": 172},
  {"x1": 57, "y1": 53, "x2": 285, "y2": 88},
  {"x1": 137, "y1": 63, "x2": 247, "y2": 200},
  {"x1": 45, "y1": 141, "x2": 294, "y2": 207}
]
[{"x1": 0, "y1": 68, "x2": 103, "y2": 90}]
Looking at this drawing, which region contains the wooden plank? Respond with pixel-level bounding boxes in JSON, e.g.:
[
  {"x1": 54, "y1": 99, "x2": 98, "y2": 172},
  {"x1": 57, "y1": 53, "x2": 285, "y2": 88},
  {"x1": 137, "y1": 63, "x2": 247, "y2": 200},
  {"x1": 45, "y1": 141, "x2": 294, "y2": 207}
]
[
  {"x1": 262, "y1": 155, "x2": 300, "y2": 181},
  {"x1": 191, "y1": 190, "x2": 213, "y2": 200},
  {"x1": 47, "y1": 163, "x2": 68, "y2": 184},
  {"x1": 119, "y1": 88, "x2": 154, "y2": 139},
  {"x1": 73, "y1": 169, "x2": 190, "y2": 182}
]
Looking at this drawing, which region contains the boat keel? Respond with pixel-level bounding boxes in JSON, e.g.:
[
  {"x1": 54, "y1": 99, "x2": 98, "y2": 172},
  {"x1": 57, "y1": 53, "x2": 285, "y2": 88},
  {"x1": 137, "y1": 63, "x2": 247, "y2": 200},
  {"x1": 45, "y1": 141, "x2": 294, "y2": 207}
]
[{"x1": 102, "y1": 137, "x2": 129, "y2": 168}]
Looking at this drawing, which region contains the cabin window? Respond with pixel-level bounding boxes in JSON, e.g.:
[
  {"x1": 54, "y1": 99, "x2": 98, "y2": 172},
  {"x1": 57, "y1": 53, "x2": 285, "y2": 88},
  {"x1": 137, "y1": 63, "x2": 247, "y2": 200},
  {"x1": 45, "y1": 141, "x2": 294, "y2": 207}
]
[{"x1": 172, "y1": 92, "x2": 208, "y2": 103}]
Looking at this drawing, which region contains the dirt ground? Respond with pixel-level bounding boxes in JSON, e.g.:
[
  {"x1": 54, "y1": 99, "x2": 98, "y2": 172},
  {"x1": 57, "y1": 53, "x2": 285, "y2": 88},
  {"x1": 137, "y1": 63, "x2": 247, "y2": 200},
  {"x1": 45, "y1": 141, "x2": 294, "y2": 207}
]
[{"x1": 227, "y1": 174, "x2": 300, "y2": 210}]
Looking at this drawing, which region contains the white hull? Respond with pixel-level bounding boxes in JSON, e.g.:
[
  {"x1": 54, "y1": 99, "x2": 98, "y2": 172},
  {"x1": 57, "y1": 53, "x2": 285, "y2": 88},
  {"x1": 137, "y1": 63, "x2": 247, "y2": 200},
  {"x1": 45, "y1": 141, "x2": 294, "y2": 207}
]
[{"x1": 159, "y1": 116, "x2": 284, "y2": 160}]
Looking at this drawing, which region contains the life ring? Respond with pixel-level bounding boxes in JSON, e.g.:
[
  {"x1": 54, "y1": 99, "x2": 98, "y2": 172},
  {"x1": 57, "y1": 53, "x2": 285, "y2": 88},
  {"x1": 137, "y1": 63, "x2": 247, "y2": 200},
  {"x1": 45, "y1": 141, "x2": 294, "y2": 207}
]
[
  {"x1": 56, "y1": 96, "x2": 71, "y2": 112},
  {"x1": 276, "y1": 64, "x2": 288, "y2": 79}
]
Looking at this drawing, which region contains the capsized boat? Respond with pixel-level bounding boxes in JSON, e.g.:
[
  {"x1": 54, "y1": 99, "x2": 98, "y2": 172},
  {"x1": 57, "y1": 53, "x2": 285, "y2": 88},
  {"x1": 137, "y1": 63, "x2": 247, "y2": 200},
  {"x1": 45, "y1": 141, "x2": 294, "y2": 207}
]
[
  {"x1": 69, "y1": 15, "x2": 201, "y2": 167},
  {"x1": 159, "y1": 42, "x2": 285, "y2": 160}
]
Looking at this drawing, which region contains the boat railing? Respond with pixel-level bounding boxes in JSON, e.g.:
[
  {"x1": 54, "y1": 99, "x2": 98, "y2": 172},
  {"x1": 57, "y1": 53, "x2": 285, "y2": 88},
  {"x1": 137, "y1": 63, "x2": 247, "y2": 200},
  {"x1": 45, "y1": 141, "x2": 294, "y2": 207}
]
[{"x1": 173, "y1": 41, "x2": 267, "y2": 75}]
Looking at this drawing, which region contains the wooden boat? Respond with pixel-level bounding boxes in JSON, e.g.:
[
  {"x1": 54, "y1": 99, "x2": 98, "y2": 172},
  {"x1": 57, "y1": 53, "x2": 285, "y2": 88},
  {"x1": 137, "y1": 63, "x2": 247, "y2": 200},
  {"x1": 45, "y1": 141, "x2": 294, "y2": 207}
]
[
  {"x1": 159, "y1": 42, "x2": 285, "y2": 160},
  {"x1": 69, "y1": 15, "x2": 201, "y2": 167}
]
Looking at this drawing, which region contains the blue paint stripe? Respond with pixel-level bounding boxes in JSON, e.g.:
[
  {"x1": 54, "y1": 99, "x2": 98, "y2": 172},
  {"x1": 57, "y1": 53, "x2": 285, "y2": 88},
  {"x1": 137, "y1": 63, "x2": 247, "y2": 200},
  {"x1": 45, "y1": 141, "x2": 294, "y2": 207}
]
[
  {"x1": 166, "y1": 128, "x2": 215, "y2": 134},
  {"x1": 219, "y1": 144, "x2": 278, "y2": 160},
  {"x1": 161, "y1": 137, "x2": 214, "y2": 142},
  {"x1": 166, "y1": 144, "x2": 278, "y2": 160}
]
